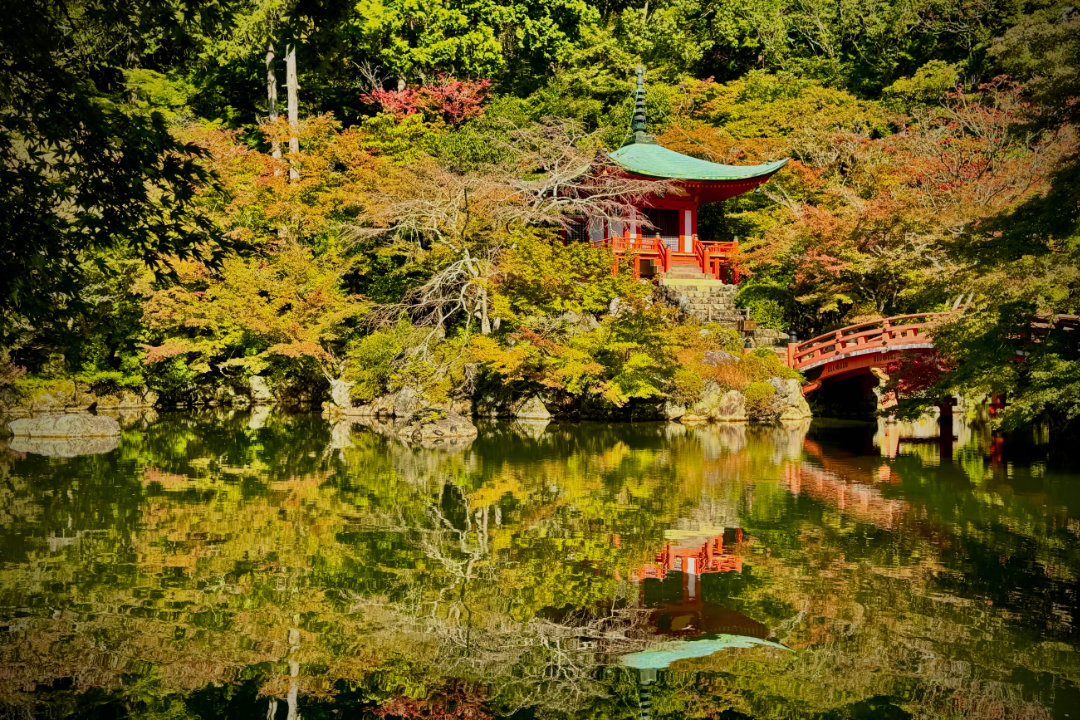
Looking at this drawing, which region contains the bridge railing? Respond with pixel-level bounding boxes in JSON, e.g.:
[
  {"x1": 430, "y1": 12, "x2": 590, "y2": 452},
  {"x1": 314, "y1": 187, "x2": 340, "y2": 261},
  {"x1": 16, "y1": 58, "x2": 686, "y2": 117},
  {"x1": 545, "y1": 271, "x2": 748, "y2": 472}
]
[{"x1": 787, "y1": 312, "x2": 953, "y2": 371}]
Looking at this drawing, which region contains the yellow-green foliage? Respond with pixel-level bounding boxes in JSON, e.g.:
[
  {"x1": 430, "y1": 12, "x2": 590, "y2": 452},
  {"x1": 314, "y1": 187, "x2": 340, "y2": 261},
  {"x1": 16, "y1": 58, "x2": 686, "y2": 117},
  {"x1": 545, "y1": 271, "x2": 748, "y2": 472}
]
[
  {"x1": 12, "y1": 377, "x2": 79, "y2": 403},
  {"x1": 344, "y1": 322, "x2": 470, "y2": 406},
  {"x1": 698, "y1": 71, "x2": 891, "y2": 142},
  {"x1": 883, "y1": 60, "x2": 962, "y2": 108},
  {"x1": 470, "y1": 288, "x2": 801, "y2": 409},
  {"x1": 670, "y1": 368, "x2": 705, "y2": 404},
  {"x1": 741, "y1": 348, "x2": 800, "y2": 383},
  {"x1": 358, "y1": 112, "x2": 441, "y2": 163},
  {"x1": 143, "y1": 242, "x2": 367, "y2": 397},
  {"x1": 495, "y1": 229, "x2": 647, "y2": 321},
  {"x1": 343, "y1": 321, "x2": 427, "y2": 402},
  {"x1": 743, "y1": 381, "x2": 777, "y2": 418}
]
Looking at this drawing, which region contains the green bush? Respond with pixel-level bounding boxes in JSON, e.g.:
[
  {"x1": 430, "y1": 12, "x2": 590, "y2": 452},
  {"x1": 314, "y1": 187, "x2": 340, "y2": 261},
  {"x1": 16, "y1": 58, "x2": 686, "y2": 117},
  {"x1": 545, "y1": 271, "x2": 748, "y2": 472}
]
[
  {"x1": 146, "y1": 357, "x2": 198, "y2": 401},
  {"x1": 670, "y1": 369, "x2": 705, "y2": 405},
  {"x1": 743, "y1": 381, "x2": 777, "y2": 419}
]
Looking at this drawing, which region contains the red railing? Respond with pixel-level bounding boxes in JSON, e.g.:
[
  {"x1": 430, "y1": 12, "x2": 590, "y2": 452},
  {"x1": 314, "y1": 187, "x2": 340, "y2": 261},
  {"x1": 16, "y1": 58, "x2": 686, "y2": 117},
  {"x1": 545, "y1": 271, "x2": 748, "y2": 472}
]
[
  {"x1": 701, "y1": 240, "x2": 739, "y2": 282},
  {"x1": 593, "y1": 234, "x2": 671, "y2": 277},
  {"x1": 592, "y1": 234, "x2": 739, "y2": 280},
  {"x1": 692, "y1": 236, "x2": 706, "y2": 267},
  {"x1": 655, "y1": 236, "x2": 668, "y2": 274},
  {"x1": 786, "y1": 312, "x2": 953, "y2": 371}
]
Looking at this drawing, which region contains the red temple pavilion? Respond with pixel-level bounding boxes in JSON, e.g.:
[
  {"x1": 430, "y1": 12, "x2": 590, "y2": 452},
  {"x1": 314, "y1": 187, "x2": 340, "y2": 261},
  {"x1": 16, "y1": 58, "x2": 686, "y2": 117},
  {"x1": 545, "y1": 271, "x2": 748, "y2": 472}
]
[{"x1": 579, "y1": 68, "x2": 788, "y2": 282}]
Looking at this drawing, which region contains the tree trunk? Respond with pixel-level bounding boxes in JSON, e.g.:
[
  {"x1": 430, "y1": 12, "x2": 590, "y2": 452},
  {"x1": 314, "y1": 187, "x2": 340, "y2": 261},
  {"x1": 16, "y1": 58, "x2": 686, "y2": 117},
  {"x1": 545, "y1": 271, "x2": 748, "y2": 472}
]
[
  {"x1": 480, "y1": 286, "x2": 491, "y2": 335},
  {"x1": 266, "y1": 43, "x2": 281, "y2": 169},
  {"x1": 286, "y1": 44, "x2": 300, "y2": 181}
]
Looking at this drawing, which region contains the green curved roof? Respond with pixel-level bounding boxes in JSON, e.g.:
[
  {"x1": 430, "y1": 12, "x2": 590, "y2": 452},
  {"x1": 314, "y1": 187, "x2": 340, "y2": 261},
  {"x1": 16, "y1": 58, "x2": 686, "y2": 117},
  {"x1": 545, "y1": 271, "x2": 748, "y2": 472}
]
[{"x1": 608, "y1": 142, "x2": 788, "y2": 182}]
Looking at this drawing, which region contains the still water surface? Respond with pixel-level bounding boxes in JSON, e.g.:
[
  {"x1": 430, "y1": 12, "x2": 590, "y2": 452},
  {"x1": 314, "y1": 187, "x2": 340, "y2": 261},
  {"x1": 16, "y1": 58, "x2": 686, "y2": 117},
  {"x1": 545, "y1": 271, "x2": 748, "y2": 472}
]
[{"x1": 0, "y1": 413, "x2": 1077, "y2": 719}]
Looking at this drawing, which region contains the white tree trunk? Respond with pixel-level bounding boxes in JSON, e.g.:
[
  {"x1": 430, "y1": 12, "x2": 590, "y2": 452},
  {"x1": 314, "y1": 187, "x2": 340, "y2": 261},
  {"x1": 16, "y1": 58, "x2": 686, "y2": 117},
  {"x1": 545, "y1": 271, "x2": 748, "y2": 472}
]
[
  {"x1": 480, "y1": 286, "x2": 490, "y2": 335},
  {"x1": 266, "y1": 43, "x2": 281, "y2": 168},
  {"x1": 286, "y1": 44, "x2": 300, "y2": 181}
]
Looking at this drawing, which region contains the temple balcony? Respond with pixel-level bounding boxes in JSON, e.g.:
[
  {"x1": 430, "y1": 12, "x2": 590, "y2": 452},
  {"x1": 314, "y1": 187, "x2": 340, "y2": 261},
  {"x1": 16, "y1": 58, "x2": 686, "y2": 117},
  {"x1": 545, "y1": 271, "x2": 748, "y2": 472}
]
[{"x1": 591, "y1": 234, "x2": 742, "y2": 283}]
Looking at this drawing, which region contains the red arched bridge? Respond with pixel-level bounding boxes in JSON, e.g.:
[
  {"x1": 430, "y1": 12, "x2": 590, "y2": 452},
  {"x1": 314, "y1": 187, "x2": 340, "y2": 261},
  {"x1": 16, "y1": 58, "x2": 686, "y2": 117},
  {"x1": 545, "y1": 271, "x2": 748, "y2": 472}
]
[
  {"x1": 786, "y1": 313, "x2": 949, "y2": 395},
  {"x1": 787, "y1": 311, "x2": 1079, "y2": 397}
]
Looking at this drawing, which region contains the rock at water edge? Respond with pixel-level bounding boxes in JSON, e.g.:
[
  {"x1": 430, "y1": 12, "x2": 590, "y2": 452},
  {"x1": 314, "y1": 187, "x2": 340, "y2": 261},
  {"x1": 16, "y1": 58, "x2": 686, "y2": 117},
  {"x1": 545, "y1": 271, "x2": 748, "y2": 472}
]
[
  {"x1": 250, "y1": 376, "x2": 274, "y2": 404},
  {"x1": 768, "y1": 377, "x2": 812, "y2": 421},
  {"x1": 330, "y1": 379, "x2": 355, "y2": 409},
  {"x1": 684, "y1": 382, "x2": 748, "y2": 423},
  {"x1": 512, "y1": 395, "x2": 552, "y2": 420},
  {"x1": 397, "y1": 409, "x2": 478, "y2": 448},
  {"x1": 392, "y1": 386, "x2": 421, "y2": 418}
]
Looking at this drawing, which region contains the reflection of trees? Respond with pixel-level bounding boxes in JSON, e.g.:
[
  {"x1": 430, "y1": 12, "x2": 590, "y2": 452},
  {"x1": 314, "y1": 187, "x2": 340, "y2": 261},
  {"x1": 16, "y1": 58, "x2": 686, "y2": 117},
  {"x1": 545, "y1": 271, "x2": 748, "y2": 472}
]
[
  {"x1": 684, "y1": 425, "x2": 1080, "y2": 720},
  {"x1": 0, "y1": 414, "x2": 1076, "y2": 718}
]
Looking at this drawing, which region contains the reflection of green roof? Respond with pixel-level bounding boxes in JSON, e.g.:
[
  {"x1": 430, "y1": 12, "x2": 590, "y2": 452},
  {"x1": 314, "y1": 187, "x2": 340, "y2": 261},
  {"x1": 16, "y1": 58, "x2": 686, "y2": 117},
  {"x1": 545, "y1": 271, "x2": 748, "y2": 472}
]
[
  {"x1": 608, "y1": 143, "x2": 789, "y2": 182},
  {"x1": 620, "y1": 634, "x2": 789, "y2": 670}
]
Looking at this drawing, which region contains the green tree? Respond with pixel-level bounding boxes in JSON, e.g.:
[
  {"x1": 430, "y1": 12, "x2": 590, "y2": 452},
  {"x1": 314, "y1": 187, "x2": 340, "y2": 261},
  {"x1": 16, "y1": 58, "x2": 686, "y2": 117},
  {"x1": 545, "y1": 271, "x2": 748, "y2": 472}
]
[{"x1": 0, "y1": 0, "x2": 228, "y2": 345}]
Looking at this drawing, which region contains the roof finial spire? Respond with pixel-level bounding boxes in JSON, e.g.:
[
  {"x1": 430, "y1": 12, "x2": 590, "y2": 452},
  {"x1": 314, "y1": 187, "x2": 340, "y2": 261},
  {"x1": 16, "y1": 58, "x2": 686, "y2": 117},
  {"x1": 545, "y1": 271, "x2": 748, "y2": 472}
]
[{"x1": 624, "y1": 64, "x2": 655, "y2": 147}]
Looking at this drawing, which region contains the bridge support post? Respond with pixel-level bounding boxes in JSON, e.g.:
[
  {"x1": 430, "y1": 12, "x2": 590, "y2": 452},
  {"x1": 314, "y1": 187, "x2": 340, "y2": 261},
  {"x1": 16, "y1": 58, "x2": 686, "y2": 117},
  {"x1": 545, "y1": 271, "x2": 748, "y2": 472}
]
[{"x1": 936, "y1": 398, "x2": 956, "y2": 460}]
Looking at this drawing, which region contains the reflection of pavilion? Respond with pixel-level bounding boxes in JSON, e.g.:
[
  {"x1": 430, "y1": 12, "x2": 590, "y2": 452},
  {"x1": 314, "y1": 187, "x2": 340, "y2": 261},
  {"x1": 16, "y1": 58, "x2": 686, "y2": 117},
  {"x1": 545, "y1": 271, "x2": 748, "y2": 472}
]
[
  {"x1": 630, "y1": 528, "x2": 767, "y2": 639},
  {"x1": 632, "y1": 530, "x2": 743, "y2": 585},
  {"x1": 626, "y1": 529, "x2": 774, "y2": 720}
]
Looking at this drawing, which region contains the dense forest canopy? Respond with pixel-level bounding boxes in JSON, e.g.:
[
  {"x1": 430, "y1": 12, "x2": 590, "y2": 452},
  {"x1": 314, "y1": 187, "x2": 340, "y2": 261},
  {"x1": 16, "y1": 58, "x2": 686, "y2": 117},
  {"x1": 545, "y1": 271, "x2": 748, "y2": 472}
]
[{"x1": 1, "y1": 0, "x2": 1078, "y2": 429}]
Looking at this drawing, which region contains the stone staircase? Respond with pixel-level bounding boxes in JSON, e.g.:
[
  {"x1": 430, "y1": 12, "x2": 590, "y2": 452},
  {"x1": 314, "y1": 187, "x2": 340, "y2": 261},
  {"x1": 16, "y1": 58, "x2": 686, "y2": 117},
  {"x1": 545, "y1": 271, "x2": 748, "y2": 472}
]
[{"x1": 657, "y1": 276, "x2": 789, "y2": 349}]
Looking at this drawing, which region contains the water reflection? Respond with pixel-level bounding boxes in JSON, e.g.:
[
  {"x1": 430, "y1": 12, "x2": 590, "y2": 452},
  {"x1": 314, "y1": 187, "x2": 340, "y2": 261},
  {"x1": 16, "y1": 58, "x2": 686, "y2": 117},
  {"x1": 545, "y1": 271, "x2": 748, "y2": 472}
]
[{"x1": 0, "y1": 413, "x2": 1076, "y2": 719}]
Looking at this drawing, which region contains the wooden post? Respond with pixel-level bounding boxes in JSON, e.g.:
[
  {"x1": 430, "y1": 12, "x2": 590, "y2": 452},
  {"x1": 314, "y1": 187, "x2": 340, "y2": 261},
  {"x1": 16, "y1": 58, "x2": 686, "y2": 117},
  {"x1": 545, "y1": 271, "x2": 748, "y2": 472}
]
[{"x1": 286, "y1": 44, "x2": 299, "y2": 181}]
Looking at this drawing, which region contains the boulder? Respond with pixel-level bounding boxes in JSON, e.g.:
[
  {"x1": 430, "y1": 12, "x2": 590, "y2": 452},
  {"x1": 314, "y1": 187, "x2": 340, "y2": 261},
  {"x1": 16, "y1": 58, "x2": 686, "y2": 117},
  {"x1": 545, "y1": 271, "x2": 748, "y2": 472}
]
[
  {"x1": 703, "y1": 350, "x2": 740, "y2": 366},
  {"x1": 392, "y1": 386, "x2": 421, "y2": 418},
  {"x1": 662, "y1": 400, "x2": 686, "y2": 420},
  {"x1": 511, "y1": 395, "x2": 551, "y2": 420},
  {"x1": 370, "y1": 392, "x2": 396, "y2": 417},
  {"x1": 250, "y1": 376, "x2": 274, "y2": 404},
  {"x1": 472, "y1": 388, "x2": 509, "y2": 418},
  {"x1": 94, "y1": 386, "x2": 157, "y2": 409},
  {"x1": 682, "y1": 382, "x2": 747, "y2": 423},
  {"x1": 558, "y1": 311, "x2": 600, "y2": 333},
  {"x1": 330, "y1": 379, "x2": 355, "y2": 409},
  {"x1": 714, "y1": 389, "x2": 748, "y2": 421},
  {"x1": 7, "y1": 413, "x2": 121, "y2": 438},
  {"x1": 767, "y1": 377, "x2": 812, "y2": 421}
]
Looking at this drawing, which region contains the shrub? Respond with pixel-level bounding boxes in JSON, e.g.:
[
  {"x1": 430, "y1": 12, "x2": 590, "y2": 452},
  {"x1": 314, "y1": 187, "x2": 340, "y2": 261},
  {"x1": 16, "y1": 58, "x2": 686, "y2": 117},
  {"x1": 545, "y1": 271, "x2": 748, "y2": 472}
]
[
  {"x1": 146, "y1": 357, "x2": 198, "y2": 401},
  {"x1": 670, "y1": 369, "x2": 705, "y2": 405},
  {"x1": 743, "y1": 381, "x2": 777, "y2": 420}
]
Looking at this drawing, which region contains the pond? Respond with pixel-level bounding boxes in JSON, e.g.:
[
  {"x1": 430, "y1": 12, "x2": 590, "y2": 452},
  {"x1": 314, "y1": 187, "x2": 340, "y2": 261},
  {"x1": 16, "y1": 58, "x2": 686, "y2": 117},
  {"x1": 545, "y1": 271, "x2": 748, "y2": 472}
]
[{"x1": 0, "y1": 413, "x2": 1077, "y2": 719}]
